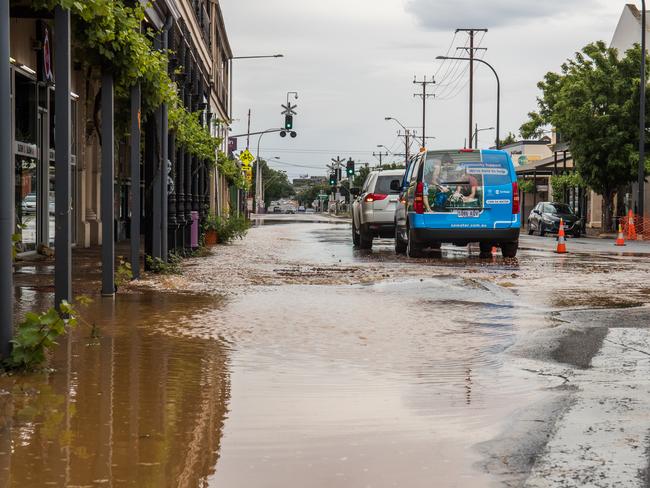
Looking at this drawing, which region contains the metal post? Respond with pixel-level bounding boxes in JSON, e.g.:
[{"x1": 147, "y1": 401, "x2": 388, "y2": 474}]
[
  {"x1": 161, "y1": 100, "x2": 169, "y2": 259},
  {"x1": 640, "y1": 0, "x2": 647, "y2": 227},
  {"x1": 54, "y1": 6, "x2": 72, "y2": 307},
  {"x1": 101, "y1": 72, "x2": 115, "y2": 297},
  {"x1": 151, "y1": 35, "x2": 162, "y2": 259},
  {"x1": 130, "y1": 84, "x2": 141, "y2": 279},
  {"x1": 469, "y1": 31, "x2": 474, "y2": 148},
  {"x1": 0, "y1": 0, "x2": 13, "y2": 357}
]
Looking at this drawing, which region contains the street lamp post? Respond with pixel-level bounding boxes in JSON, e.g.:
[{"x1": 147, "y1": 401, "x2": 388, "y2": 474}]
[
  {"x1": 229, "y1": 54, "x2": 284, "y2": 121},
  {"x1": 255, "y1": 129, "x2": 285, "y2": 213},
  {"x1": 436, "y1": 56, "x2": 501, "y2": 150},
  {"x1": 639, "y1": 0, "x2": 646, "y2": 226},
  {"x1": 385, "y1": 117, "x2": 417, "y2": 165},
  {"x1": 473, "y1": 125, "x2": 495, "y2": 148}
]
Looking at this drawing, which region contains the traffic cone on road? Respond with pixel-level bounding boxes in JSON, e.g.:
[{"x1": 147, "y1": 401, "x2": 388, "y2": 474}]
[
  {"x1": 627, "y1": 210, "x2": 637, "y2": 240},
  {"x1": 615, "y1": 223, "x2": 626, "y2": 246},
  {"x1": 556, "y1": 219, "x2": 567, "y2": 254}
]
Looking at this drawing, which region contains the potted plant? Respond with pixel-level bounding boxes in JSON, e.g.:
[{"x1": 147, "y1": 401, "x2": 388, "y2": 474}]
[{"x1": 203, "y1": 213, "x2": 220, "y2": 246}]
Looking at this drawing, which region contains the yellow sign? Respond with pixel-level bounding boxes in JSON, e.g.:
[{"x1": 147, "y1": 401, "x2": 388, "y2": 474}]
[
  {"x1": 239, "y1": 149, "x2": 255, "y2": 167},
  {"x1": 242, "y1": 166, "x2": 253, "y2": 182}
]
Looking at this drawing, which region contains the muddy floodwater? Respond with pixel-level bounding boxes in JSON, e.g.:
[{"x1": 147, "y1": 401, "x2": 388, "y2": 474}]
[{"x1": 2, "y1": 218, "x2": 650, "y2": 487}]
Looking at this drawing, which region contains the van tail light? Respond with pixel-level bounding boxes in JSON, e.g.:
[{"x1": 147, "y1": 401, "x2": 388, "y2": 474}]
[
  {"x1": 364, "y1": 193, "x2": 387, "y2": 203},
  {"x1": 512, "y1": 182, "x2": 520, "y2": 214},
  {"x1": 414, "y1": 182, "x2": 425, "y2": 214}
]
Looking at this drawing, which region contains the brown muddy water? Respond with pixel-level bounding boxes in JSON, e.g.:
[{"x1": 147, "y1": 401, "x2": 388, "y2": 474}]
[{"x1": 1, "y1": 221, "x2": 648, "y2": 487}]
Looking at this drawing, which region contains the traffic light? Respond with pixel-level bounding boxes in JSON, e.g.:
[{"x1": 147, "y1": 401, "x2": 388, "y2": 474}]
[
  {"x1": 284, "y1": 114, "x2": 293, "y2": 130},
  {"x1": 329, "y1": 172, "x2": 337, "y2": 186},
  {"x1": 346, "y1": 158, "x2": 355, "y2": 176}
]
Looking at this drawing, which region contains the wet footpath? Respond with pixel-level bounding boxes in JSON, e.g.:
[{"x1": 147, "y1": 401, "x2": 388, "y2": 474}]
[{"x1": 3, "y1": 216, "x2": 650, "y2": 487}]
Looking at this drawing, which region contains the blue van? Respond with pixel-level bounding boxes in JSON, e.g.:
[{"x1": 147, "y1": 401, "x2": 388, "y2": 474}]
[{"x1": 394, "y1": 149, "x2": 521, "y2": 258}]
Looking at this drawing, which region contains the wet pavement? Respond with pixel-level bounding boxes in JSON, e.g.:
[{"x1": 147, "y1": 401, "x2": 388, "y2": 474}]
[{"x1": 2, "y1": 216, "x2": 650, "y2": 487}]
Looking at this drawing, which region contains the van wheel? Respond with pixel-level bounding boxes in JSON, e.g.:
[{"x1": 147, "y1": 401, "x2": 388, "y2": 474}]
[
  {"x1": 406, "y1": 228, "x2": 424, "y2": 258},
  {"x1": 395, "y1": 226, "x2": 407, "y2": 254},
  {"x1": 502, "y1": 241, "x2": 519, "y2": 258},
  {"x1": 479, "y1": 243, "x2": 493, "y2": 259},
  {"x1": 352, "y1": 220, "x2": 360, "y2": 248}
]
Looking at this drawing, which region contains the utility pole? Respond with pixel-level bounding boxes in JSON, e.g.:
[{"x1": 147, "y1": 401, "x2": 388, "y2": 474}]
[
  {"x1": 246, "y1": 109, "x2": 251, "y2": 149},
  {"x1": 397, "y1": 130, "x2": 414, "y2": 165},
  {"x1": 373, "y1": 151, "x2": 389, "y2": 169},
  {"x1": 456, "y1": 28, "x2": 488, "y2": 148},
  {"x1": 413, "y1": 76, "x2": 435, "y2": 150}
]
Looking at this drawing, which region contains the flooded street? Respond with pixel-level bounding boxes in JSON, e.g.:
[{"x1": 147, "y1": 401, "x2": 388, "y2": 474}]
[{"x1": 3, "y1": 217, "x2": 650, "y2": 487}]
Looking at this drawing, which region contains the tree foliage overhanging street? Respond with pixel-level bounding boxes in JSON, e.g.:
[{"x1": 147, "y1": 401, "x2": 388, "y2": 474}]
[{"x1": 521, "y1": 41, "x2": 650, "y2": 231}]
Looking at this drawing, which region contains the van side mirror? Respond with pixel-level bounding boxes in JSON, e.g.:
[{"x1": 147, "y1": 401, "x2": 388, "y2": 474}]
[{"x1": 390, "y1": 180, "x2": 402, "y2": 192}]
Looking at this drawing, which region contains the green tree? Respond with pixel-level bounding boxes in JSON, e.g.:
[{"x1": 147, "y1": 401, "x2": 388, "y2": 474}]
[
  {"x1": 252, "y1": 159, "x2": 295, "y2": 207},
  {"x1": 520, "y1": 41, "x2": 650, "y2": 231},
  {"x1": 499, "y1": 132, "x2": 517, "y2": 147},
  {"x1": 296, "y1": 184, "x2": 330, "y2": 207}
]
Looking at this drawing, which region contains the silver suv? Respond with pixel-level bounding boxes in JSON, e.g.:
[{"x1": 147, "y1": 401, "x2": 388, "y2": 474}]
[{"x1": 352, "y1": 169, "x2": 404, "y2": 249}]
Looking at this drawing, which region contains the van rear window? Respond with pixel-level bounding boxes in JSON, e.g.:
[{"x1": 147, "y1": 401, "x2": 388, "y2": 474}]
[{"x1": 422, "y1": 150, "x2": 511, "y2": 212}]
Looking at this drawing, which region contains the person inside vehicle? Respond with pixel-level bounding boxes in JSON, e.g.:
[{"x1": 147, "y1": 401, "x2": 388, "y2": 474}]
[{"x1": 423, "y1": 154, "x2": 452, "y2": 212}]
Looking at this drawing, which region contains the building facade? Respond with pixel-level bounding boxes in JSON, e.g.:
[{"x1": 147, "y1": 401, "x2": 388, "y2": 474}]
[{"x1": 7, "y1": 0, "x2": 234, "y2": 258}]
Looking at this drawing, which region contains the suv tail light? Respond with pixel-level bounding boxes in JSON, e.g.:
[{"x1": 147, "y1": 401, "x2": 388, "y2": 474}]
[
  {"x1": 512, "y1": 182, "x2": 520, "y2": 214},
  {"x1": 364, "y1": 193, "x2": 387, "y2": 203},
  {"x1": 414, "y1": 182, "x2": 424, "y2": 214}
]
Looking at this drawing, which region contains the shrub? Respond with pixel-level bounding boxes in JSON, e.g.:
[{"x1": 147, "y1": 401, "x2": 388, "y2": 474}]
[{"x1": 205, "y1": 214, "x2": 250, "y2": 244}]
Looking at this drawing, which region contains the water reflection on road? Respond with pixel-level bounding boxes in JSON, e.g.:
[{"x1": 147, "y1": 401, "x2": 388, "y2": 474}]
[{"x1": 0, "y1": 291, "x2": 229, "y2": 487}]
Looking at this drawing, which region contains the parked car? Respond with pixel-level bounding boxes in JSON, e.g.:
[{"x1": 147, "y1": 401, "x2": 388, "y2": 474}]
[
  {"x1": 351, "y1": 169, "x2": 405, "y2": 249},
  {"x1": 21, "y1": 193, "x2": 37, "y2": 214},
  {"x1": 394, "y1": 149, "x2": 521, "y2": 258},
  {"x1": 297, "y1": 206, "x2": 306, "y2": 213},
  {"x1": 305, "y1": 208, "x2": 315, "y2": 214},
  {"x1": 527, "y1": 202, "x2": 582, "y2": 237},
  {"x1": 272, "y1": 206, "x2": 282, "y2": 213},
  {"x1": 285, "y1": 207, "x2": 296, "y2": 214}
]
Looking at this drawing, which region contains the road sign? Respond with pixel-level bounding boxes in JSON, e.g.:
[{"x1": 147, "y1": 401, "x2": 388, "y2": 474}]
[
  {"x1": 281, "y1": 102, "x2": 298, "y2": 116},
  {"x1": 239, "y1": 149, "x2": 255, "y2": 167}
]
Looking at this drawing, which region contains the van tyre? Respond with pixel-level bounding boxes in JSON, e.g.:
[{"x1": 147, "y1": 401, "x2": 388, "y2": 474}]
[
  {"x1": 501, "y1": 241, "x2": 519, "y2": 258},
  {"x1": 406, "y1": 228, "x2": 424, "y2": 258},
  {"x1": 395, "y1": 226, "x2": 407, "y2": 254},
  {"x1": 479, "y1": 243, "x2": 493, "y2": 259}
]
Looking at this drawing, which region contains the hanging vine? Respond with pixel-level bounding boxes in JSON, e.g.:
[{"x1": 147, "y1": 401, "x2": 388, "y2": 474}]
[{"x1": 34, "y1": 0, "x2": 221, "y2": 162}]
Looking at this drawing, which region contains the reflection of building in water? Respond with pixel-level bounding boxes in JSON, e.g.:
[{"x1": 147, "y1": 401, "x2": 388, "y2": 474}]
[{"x1": 0, "y1": 294, "x2": 230, "y2": 487}]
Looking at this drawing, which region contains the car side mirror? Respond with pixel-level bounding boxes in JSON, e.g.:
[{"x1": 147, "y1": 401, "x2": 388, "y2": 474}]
[
  {"x1": 350, "y1": 188, "x2": 360, "y2": 197},
  {"x1": 533, "y1": 209, "x2": 540, "y2": 215},
  {"x1": 390, "y1": 180, "x2": 402, "y2": 192}
]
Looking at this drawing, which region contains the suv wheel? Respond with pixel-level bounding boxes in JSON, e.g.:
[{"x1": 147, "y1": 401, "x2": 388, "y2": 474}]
[
  {"x1": 359, "y1": 225, "x2": 373, "y2": 250},
  {"x1": 501, "y1": 241, "x2": 519, "y2": 258},
  {"x1": 395, "y1": 225, "x2": 407, "y2": 254},
  {"x1": 352, "y1": 220, "x2": 360, "y2": 248},
  {"x1": 527, "y1": 222, "x2": 534, "y2": 235},
  {"x1": 406, "y1": 228, "x2": 424, "y2": 258}
]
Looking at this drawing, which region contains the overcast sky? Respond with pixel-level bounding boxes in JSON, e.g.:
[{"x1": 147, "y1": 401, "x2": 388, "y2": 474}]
[{"x1": 221, "y1": 0, "x2": 628, "y2": 180}]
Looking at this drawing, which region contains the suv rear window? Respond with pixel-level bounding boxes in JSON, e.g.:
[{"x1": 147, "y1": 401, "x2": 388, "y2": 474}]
[
  {"x1": 374, "y1": 174, "x2": 402, "y2": 195},
  {"x1": 422, "y1": 150, "x2": 511, "y2": 212}
]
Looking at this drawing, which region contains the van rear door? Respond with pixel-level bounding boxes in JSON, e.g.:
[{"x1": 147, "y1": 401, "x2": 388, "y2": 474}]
[{"x1": 414, "y1": 149, "x2": 516, "y2": 230}]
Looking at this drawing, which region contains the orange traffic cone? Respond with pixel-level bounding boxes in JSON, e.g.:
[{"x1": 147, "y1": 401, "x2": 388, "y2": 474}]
[
  {"x1": 627, "y1": 210, "x2": 637, "y2": 240},
  {"x1": 556, "y1": 218, "x2": 567, "y2": 254},
  {"x1": 491, "y1": 246, "x2": 498, "y2": 256},
  {"x1": 615, "y1": 223, "x2": 626, "y2": 246}
]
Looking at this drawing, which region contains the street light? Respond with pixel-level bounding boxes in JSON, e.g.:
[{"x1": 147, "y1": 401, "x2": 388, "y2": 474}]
[
  {"x1": 436, "y1": 55, "x2": 501, "y2": 150},
  {"x1": 385, "y1": 117, "x2": 419, "y2": 164},
  {"x1": 473, "y1": 126, "x2": 495, "y2": 148},
  {"x1": 229, "y1": 54, "x2": 284, "y2": 120},
  {"x1": 255, "y1": 128, "x2": 284, "y2": 213}
]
